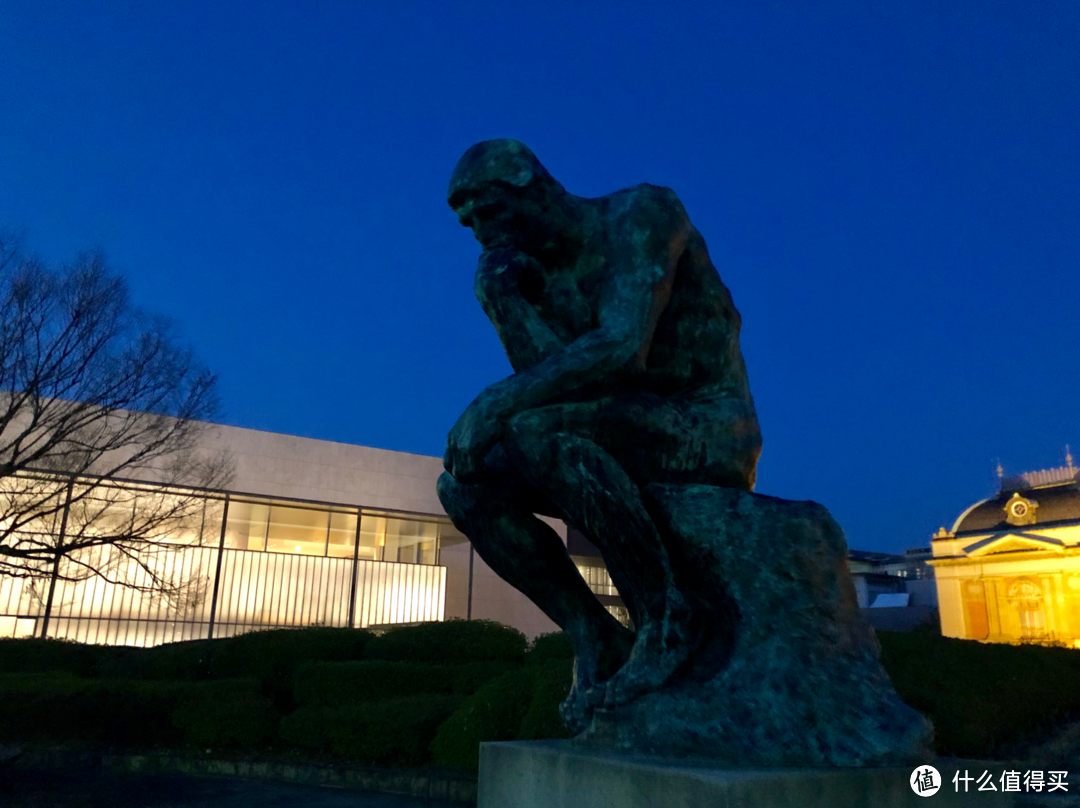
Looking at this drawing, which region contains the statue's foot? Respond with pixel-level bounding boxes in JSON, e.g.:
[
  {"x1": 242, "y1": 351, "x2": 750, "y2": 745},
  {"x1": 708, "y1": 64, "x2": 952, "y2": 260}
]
[
  {"x1": 559, "y1": 622, "x2": 635, "y2": 734},
  {"x1": 559, "y1": 677, "x2": 591, "y2": 735},
  {"x1": 598, "y1": 590, "x2": 698, "y2": 710}
]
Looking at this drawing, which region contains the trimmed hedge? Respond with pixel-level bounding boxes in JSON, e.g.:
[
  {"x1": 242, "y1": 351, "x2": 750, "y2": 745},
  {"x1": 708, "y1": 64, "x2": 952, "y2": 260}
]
[
  {"x1": 431, "y1": 669, "x2": 538, "y2": 771},
  {"x1": 294, "y1": 659, "x2": 515, "y2": 706},
  {"x1": 106, "y1": 627, "x2": 374, "y2": 682},
  {"x1": 0, "y1": 673, "x2": 275, "y2": 750},
  {"x1": 519, "y1": 660, "x2": 573, "y2": 741},
  {"x1": 21, "y1": 625, "x2": 1080, "y2": 767},
  {"x1": 279, "y1": 695, "x2": 460, "y2": 766},
  {"x1": 364, "y1": 620, "x2": 527, "y2": 665},
  {"x1": 526, "y1": 632, "x2": 574, "y2": 665},
  {"x1": 170, "y1": 679, "x2": 280, "y2": 749},
  {"x1": 879, "y1": 631, "x2": 1080, "y2": 758},
  {"x1": 0, "y1": 637, "x2": 138, "y2": 678},
  {"x1": 431, "y1": 660, "x2": 573, "y2": 770}
]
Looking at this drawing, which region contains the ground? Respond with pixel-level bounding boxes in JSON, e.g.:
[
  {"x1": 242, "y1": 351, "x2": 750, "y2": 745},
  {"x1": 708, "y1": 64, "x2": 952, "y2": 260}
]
[{"x1": 0, "y1": 768, "x2": 455, "y2": 808}]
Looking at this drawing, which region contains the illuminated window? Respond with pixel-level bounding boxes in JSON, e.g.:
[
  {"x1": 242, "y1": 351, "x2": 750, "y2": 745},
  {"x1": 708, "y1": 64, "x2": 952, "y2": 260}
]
[
  {"x1": 360, "y1": 514, "x2": 440, "y2": 564},
  {"x1": 327, "y1": 512, "x2": 359, "y2": 558},
  {"x1": 224, "y1": 500, "x2": 269, "y2": 550},
  {"x1": 266, "y1": 504, "x2": 329, "y2": 555}
]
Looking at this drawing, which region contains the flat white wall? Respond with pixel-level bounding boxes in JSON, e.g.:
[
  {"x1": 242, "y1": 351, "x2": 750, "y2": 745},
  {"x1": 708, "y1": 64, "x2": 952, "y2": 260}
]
[{"x1": 203, "y1": 423, "x2": 446, "y2": 516}]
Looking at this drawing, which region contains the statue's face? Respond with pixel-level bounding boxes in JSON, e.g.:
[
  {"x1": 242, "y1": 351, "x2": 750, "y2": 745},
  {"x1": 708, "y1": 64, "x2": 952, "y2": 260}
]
[{"x1": 451, "y1": 183, "x2": 547, "y2": 252}]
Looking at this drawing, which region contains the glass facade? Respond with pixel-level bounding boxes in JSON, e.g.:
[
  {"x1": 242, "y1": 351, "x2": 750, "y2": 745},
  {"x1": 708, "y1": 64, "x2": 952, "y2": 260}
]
[
  {"x1": 573, "y1": 558, "x2": 631, "y2": 628},
  {"x1": 0, "y1": 475, "x2": 448, "y2": 646}
]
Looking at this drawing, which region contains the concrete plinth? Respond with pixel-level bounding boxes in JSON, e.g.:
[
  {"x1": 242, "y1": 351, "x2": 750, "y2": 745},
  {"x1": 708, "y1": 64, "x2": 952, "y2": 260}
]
[{"x1": 478, "y1": 741, "x2": 1016, "y2": 808}]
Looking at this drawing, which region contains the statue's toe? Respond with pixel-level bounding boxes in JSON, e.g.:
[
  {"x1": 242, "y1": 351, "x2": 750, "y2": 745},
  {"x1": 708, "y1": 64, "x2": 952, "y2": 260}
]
[{"x1": 559, "y1": 684, "x2": 592, "y2": 735}]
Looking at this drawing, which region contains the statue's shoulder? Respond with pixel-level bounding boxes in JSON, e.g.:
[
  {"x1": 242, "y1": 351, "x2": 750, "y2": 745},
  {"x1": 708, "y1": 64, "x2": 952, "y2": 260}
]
[{"x1": 602, "y1": 184, "x2": 690, "y2": 233}]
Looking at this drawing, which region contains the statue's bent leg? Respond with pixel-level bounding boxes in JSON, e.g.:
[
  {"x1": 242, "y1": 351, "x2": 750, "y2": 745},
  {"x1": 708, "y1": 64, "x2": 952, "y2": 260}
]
[
  {"x1": 503, "y1": 411, "x2": 699, "y2": 709},
  {"x1": 436, "y1": 470, "x2": 631, "y2": 731}
]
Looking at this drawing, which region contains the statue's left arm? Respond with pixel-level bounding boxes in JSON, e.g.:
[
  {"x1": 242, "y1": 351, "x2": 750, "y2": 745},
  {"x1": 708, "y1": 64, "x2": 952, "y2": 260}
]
[{"x1": 446, "y1": 187, "x2": 690, "y2": 481}]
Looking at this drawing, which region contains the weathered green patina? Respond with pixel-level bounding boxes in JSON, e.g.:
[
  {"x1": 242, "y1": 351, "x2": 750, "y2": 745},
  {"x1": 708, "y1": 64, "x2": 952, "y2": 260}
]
[{"x1": 438, "y1": 139, "x2": 930, "y2": 764}]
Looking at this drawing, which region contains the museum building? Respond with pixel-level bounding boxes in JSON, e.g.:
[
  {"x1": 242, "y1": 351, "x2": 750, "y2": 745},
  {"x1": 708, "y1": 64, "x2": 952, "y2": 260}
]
[
  {"x1": 0, "y1": 422, "x2": 568, "y2": 646},
  {"x1": 931, "y1": 457, "x2": 1080, "y2": 646},
  {"x1": 0, "y1": 417, "x2": 929, "y2": 648}
]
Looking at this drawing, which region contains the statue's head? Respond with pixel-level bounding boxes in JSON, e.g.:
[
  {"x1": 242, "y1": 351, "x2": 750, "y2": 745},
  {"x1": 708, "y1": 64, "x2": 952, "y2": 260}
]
[{"x1": 448, "y1": 139, "x2": 567, "y2": 252}]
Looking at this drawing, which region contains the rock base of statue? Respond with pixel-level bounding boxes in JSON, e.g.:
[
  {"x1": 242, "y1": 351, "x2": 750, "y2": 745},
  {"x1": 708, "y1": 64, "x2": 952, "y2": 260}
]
[
  {"x1": 575, "y1": 484, "x2": 933, "y2": 766},
  {"x1": 478, "y1": 742, "x2": 1012, "y2": 808}
]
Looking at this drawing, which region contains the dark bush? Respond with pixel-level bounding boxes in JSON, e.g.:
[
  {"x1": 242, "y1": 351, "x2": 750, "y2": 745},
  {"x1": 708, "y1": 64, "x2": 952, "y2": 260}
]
[
  {"x1": 0, "y1": 637, "x2": 137, "y2": 678},
  {"x1": 97, "y1": 627, "x2": 374, "y2": 711},
  {"x1": 0, "y1": 672, "x2": 276, "y2": 750},
  {"x1": 365, "y1": 620, "x2": 527, "y2": 666},
  {"x1": 294, "y1": 659, "x2": 515, "y2": 707},
  {"x1": 879, "y1": 631, "x2": 1080, "y2": 758},
  {"x1": 518, "y1": 660, "x2": 573, "y2": 741},
  {"x1": 449, "y1": 660, "x2": 519, "y2": 694},
  {"x1": 430, "y1": 667, "x2": 539, "y2": 771},
  {"x1": 98, "y1": 638, "x2": 216, "y2": 681},
  {"x1": 295, "y1": 660, "x2": 447, "y2": 706},
  {"x1": 205, "y1": 627, "x2": 374, "y2": 703},
  {"x1": 170, "y1": 679, "x2": 279, "y2": 749},
  {"x1": 0, "y1": 673, "x2": 186, "y2": 747},
  {"x1": 279, "y1": 695, "x2": 460, "y2": 766},
  {"x1": 526, "y1": 632, "x2": 574, "y2": 665}
]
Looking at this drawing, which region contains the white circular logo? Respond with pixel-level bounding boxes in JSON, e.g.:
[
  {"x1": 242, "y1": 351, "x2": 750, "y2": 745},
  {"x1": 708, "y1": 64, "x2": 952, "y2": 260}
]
[{"x1": 910, "y1": 765, "x2": 941, "y2": 797}]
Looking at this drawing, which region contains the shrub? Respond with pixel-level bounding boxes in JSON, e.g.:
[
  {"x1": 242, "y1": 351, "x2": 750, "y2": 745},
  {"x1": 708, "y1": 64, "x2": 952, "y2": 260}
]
[
  {"x1": 97, "y1": 627, "x2": 375, "y2": 712},
  {"x1": 205, "y1": 628, "x2": 374, "y2": 703},
  {"x1": 518, "y1": 660, "x2": 573, "y2": 741},
  {"x1": 364, "y1": 620, "x2": 527, "y2": 666},
  {"x1": 99, "y1": 638, "x2": 217, "y2": 681},
  {"x1": 0, "y1": 637, "x2": 137, "y2": 678},
  {"x1": 526, "y1": 632, "x2": 574, "y2": 665},
  {"x1": 449, "y1": 660, "x2": 519, "y2": 694},
  {"x1": 295, "y1": 660, "x2": 448, "y2": 706},
  {"x1": 0, "y1": 672, "x2": 274, "y2": 750},
  {"x1": 430, "y1": 668, "x2": 539, "y2": 771},
  {"x1": 0, "y1": 673, "x2": 186, "y2": 747},
  {"x1": 280, "y1": 695, "x2": 460, "y2": 766},
  {"x1": 294, "y1": 659, "x2": 515, "y2": 707},
  {"x1": 171, "y1": 679, "x2": 279, "y2": 749},
  {"x1": 879, "y1": 631, "x2": 1080, "y2": 758}
]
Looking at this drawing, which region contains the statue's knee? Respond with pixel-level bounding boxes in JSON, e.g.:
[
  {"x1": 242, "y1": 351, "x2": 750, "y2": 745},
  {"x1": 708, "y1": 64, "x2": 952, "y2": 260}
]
[
  {"x1": 437, "y1": 471, "x2": 476, "y2": 520},
  {"x1": 504, "y1": 412, "x2": 542, "y2": 457}
]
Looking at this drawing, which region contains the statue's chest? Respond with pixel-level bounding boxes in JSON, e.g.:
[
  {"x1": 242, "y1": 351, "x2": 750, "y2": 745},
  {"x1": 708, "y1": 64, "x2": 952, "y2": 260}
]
[{"x1": 530, "y1": 256, "x2": 604, "y2": 344}]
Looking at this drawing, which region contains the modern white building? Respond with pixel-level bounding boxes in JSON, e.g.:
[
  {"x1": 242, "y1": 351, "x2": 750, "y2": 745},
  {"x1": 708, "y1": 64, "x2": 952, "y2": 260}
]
[
  {"x1": 0, "y1": 418, "x2": 953, "y2": 646},
  {"x1": 0, "y1": 423, "x2": 566, "y2": 646}
]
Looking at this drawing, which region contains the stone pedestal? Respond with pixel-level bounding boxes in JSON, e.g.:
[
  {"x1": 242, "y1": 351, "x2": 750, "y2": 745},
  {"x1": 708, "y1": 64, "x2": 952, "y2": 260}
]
[
  {"x1": 574, "y1": 485, "x2": 932, "y2": 765},
  {"x1": 478, "y1": 741, "x2": 1015, "y2": 808}
]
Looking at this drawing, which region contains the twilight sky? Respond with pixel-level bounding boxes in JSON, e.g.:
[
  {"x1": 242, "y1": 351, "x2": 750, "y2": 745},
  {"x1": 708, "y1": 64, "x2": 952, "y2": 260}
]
[{"x1": 1, "y1": 2, "x2": 1077, "y2": 554}]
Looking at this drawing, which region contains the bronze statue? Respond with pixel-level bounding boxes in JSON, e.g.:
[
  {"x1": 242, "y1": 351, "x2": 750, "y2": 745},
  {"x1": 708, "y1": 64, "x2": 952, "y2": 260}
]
[{"x1": 439, "y1": 139, "x2": 931, "y2": 765}]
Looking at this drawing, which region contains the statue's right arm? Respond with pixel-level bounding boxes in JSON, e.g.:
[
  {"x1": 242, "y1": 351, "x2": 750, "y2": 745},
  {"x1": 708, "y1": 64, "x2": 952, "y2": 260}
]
[{"x1": 474, "y1": 250, "x2": 565, "y2": 373}]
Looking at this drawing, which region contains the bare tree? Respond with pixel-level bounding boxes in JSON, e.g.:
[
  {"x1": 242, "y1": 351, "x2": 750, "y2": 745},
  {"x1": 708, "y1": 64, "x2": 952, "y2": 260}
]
[{"x1": 0, "y1": 231, "x2": 232, "y2": 626}]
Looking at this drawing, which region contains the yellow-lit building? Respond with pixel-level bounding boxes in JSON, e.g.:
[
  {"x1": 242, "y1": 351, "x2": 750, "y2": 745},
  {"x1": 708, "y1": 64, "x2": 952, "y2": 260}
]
[{"x1": 931, "y1": 460, "x2": 1080, "y2": 646}]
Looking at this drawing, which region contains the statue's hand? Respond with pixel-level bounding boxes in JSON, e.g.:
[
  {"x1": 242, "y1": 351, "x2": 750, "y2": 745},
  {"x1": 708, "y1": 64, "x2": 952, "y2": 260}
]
[
  {"x1": 444, "y1": 396, "x2": 504, "y2": 483},
  {"x1": 475, "y1": 249, "x2": 545, "y2": 302}
]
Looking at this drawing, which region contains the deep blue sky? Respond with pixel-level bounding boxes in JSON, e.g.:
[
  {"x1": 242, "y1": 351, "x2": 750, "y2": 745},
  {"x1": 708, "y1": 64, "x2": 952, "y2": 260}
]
[{"x1": 2, "y1": 2, "x2": 1078, "y2": 553}]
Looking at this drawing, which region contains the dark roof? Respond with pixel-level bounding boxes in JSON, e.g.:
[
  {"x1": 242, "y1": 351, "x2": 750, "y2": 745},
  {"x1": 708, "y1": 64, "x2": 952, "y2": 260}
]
[
  {"x1": 847, "y1": 549, "x2": 906, "y2": 564},
  {"x1": 953, "y1": 483, "x2": 1080, "y2": 534}
]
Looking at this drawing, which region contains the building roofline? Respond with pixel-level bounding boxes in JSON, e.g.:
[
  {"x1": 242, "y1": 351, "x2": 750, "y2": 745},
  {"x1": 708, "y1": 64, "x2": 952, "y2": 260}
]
[{"x1": 203, "y1": 419, "x2": 441, "y2": 464}]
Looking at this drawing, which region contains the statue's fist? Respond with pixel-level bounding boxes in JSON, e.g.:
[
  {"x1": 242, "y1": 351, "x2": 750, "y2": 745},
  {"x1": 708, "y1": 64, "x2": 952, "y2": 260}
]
[
  {"x1": 475, "y1": 249, "x2": 544, "y2": 301},
  {"x1": 444, "y1": 396, "x2": 503, "y2": 484}
]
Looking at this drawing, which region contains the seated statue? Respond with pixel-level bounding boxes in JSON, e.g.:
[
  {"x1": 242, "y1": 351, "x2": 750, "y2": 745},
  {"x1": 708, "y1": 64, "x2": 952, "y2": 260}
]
[
  {"x1": 439, "y1": 140, "x2": 933, "y2": 765},
  {"x1": 437, "y1": 139, "x2": 762, "y2": 732}
]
